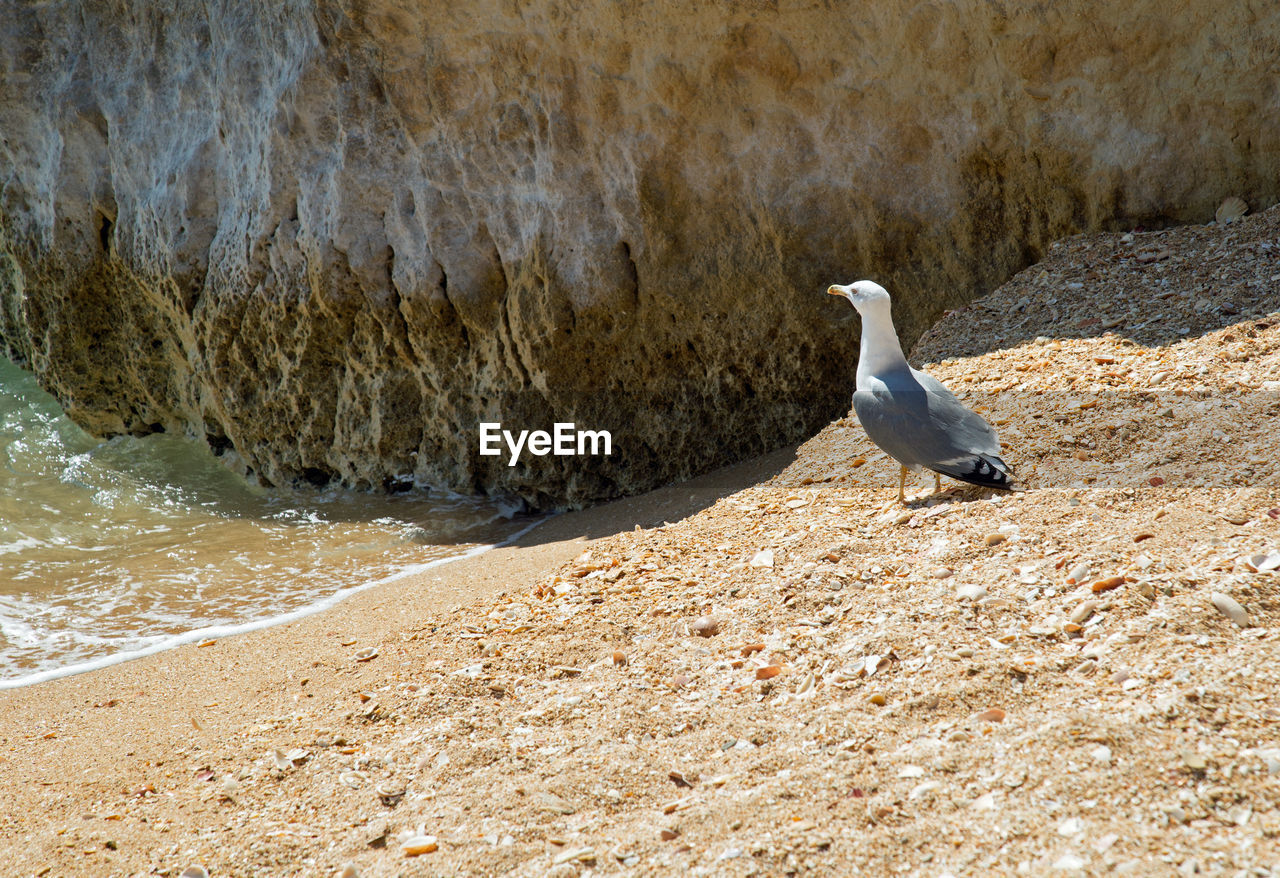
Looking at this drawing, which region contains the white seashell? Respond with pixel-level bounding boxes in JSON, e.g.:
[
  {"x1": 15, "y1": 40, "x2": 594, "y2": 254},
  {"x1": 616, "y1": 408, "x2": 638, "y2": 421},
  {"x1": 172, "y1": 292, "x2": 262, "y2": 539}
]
[
  {"x1": 1215, "y1": 196, "x2": 1248, "y2": 224},
  {"x1": 353, "y1": 646, "x2": 379, "y2": 662},
  {"x1": 1256, "y1": 749, "x2": 1280, "y2": 775},
  {"x1": 271, "y1": 748, "x2": 292, "y2": 771},
  {"x1": 337, "y1": 864, "x2": 361, "y2": 878},
  {"x1": 180, "y1": 869, "x2": 210, "y2": 878},
  {"x1": 285, "y1": 748, "x2": 310, "y2": 764},
  {"x1": 909, "y1": 780, "x2": 941, "y2": 800},
  {"x1": 401, "y1": 834, "x2": 439, "y2": 856},
  {"x1": 956, "y1": 584, "x2": 988, "y2": 602},
  {"x1": 553, "y1": 846, "x2": 596, "y2": 865},
  {"x1": 1069, "y1": 600, "x2": 1098, "y2": 625},
  {"x1": 376, "y1": 781, "x2": 407, "y2": 804},
  {"x1": 1247, "y1": 550, "x2": 1280, "y2": 572},
  {"x1": 749, "y1": 549, "x2": 774, "y2": 568},
  {"x1": 898, "y1": 764, "x2": 925, "y2": 778},
  {"x1": 340, "y1": 770, "x2": 368, "y2": 788},
  {"x1": 1211, "y1": 592, "x2": 1251, "y2": 627},
  {"x1": 1065, "y1": 563, "x2": 1090, "y2": 584}
]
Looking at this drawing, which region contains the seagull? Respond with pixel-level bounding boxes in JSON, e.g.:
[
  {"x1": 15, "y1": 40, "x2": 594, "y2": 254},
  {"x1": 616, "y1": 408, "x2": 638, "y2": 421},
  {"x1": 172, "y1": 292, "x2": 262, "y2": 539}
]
[{"x1": 827, "y1": 279, "x2": 1015, "y2": 504}]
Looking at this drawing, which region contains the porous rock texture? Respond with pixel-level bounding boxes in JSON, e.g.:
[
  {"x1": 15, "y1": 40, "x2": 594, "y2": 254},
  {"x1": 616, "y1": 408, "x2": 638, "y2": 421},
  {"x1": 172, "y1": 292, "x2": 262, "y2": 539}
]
[{"x1": 1, "y1": 1, "x2": 1278, "y2": 507}]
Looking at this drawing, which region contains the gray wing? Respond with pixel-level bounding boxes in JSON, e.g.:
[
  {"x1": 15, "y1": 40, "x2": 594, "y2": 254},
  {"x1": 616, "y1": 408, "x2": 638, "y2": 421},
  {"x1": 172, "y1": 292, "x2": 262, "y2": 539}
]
[{"x1": 853, "y1": 368, "x2": 1012, "y2": 489}]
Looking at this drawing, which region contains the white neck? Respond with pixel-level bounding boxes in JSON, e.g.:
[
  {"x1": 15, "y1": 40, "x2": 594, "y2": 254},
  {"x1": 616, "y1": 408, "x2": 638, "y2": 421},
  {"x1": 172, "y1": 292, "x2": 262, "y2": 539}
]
[{"x1": 855, "y1": 300, "x2": 908, "y2": 386}]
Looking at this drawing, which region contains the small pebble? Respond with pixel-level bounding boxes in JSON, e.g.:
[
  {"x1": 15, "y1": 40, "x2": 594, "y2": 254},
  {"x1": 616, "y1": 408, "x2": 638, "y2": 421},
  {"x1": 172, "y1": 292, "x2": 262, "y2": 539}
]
[
  {"x1": 179, "y1": 869, "x2": 209, "y2": 878},
  {"x1": 976, "y1": 707, "x2": 1006, "y2": 722},
  {"x1": 1210, "y1": 592, "x2": 1251, "y2": 627},
  {"x1": 691, "y1": 616, "x2": 721, "y2": 637},
  {"x1": 956, "y1": 584, "x2": 988, "y2": 602},
  {"x1": 1091, "y1": 575, "x2": 1125, "y2": 593},
  {"x1": 1053, "y1": 853, "x2": 1085, "y2": 871},
  {"x1": 932, "y1": 566, "x2": 954, "y2": 579},
  {"x1": 867, "y1": 692, "x2": 887, "y2": 706},
  {"x1": 659, "y1": 827, "x2": 680, "y2": 841},
  {"x1": 983, "y1": 533, "x2": 1007, "y2": 547},
  {"x1": 755, "y1": 665, "x2": 782, "y2": 681},
  {"x1": 1057, "y1": 817, "x2": 1085, "y2": 836},
  {"x1": 611, "y1": 650, "x2": 627, "y2": 666},
  {"x1": 337, "y1": 864, "x2": 360, "y2": 878},
  {"x1": 536, "y1": 791, "x2": 577, "y2": 814},
  {"x1": 1181, "y1": 751, "x2": 1207, "y2": 771}
]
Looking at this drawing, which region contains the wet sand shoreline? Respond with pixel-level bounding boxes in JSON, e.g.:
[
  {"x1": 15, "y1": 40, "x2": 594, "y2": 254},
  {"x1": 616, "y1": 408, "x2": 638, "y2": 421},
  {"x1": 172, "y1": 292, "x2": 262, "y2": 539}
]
[{"x1": 0, "y1": 447, "x2": 795, "y2": 872}]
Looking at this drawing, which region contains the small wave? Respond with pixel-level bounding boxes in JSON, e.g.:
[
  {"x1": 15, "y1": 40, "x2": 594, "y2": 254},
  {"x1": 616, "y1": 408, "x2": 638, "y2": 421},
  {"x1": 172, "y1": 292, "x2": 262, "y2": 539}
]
[
  {"x1": 0, "y1": 515, "x2": 548, "y2": 689},
  {"x1": 0, "y1": 355, "x2": 550, "y2": 686}
]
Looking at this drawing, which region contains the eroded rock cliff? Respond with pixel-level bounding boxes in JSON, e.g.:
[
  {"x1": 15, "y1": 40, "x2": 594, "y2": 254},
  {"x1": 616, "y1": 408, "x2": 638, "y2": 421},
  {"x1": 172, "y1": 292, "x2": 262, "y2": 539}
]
[{"x1": 2, "y1": 1, "x2": 1277, "y2": 506}]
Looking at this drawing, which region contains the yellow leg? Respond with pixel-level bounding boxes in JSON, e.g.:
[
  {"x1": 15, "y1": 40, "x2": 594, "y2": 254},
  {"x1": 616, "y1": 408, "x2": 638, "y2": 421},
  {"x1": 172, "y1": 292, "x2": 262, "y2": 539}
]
[
  {"x1": 898, "y1": 465, "x2": 908, "y2": 505},
  {"x1": 934, "y1": 471, "x2": 941, "y2": 494}
]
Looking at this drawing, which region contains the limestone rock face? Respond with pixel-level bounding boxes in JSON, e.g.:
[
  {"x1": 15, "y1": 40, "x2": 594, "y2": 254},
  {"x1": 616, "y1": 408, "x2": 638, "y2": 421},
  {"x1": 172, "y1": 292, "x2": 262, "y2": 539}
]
[{"x1": 2, "y1": 2, "x2": 1277, "y2": 506}]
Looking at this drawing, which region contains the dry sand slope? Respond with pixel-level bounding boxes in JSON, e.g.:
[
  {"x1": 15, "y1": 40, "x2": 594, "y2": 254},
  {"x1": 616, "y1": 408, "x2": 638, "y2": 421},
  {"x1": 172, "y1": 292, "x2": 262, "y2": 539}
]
[{"x1": 3, "y1": 207, "x2": 1280, "y2": 877}]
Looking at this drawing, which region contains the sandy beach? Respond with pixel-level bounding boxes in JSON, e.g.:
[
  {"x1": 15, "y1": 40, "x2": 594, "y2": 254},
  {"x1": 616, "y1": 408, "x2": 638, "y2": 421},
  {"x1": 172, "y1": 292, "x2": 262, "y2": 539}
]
[
  {"x1": 0, "y1": 442, "x2": 795, "y2": 877},
  {"x1": 2, "y1": 210, "x2": 1279, "y2": 877}
]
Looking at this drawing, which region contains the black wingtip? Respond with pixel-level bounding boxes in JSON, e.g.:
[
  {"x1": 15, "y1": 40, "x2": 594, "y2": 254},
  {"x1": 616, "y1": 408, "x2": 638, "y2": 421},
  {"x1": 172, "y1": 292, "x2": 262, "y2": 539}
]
[{"x1": 930, "y1": 454, "x2": 1016, "y2": 491}]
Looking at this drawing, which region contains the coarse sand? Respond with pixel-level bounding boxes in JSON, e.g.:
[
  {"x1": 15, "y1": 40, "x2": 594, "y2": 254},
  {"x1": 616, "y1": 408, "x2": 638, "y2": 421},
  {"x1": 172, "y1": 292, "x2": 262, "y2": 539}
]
[{"x1": 2, "y1": 207, "x2": 1279, "y2": 877}]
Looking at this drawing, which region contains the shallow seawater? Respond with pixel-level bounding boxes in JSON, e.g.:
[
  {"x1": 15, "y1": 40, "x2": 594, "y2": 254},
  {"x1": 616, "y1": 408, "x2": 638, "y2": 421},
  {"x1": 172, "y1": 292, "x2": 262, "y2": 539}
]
[{"x1": 0, "y1": 356, "x2": 531, "y2": 685}]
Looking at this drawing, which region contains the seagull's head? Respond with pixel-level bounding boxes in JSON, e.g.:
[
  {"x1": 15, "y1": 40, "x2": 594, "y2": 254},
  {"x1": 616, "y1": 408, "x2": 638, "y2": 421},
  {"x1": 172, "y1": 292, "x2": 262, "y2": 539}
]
[{"x1": 827, "y1": 279, "x2": 891, "y2": 315}]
